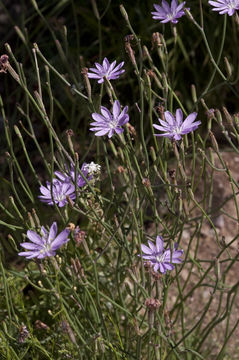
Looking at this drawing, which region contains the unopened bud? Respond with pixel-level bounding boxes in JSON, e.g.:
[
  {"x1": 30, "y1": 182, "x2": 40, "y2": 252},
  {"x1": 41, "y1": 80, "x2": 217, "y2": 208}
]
[
  {"x1": 234, "y1": 113, "x2": 239, "y2": 128},
  {"x1": 27, "y1": 212, "x2": 35, "y2": 228},
  {"x1": 90, "y1": 0, "x2": 100, "y2": 20},
  {"x1": 125, "y1": 39, "x2": 136, "y2": 67},
  {"x1": 14, "y1": 125, "x2": 22, "y2": 138},
  {"x1": 224, "y1": 57, "x2": 232, "y2": 79},
  {"x1": 81, "y1": 67, "x2": 92, "y2": 99},
  {"x1": 209, "y1": 131, "x2": 219, "y2": 152},
  {"x1": 214, "y1": 258, "x2": 221, "y2": 280},
  {"x1": 109, "y1": 140, "x2": 118, "y2": 157},
  {"x1": 150, "y1": 147, "x2": 157, "y2": 162},
  {"x1": 66, "y1": 129, "x2": 75, "y2": 154},
  {"x1": 222, "y1": 107, "x2": 233, "y2": 127},
  {"x1": 32, "y1": 208, "x2": 41, "y2": 227},
  {"x1": 143, "y1": 45, "x2": 153, "y2": 65},
  {"x1": 120, "y1": 4, "x2": 129, "y2": 21},
  {"x1": 162, "y1": 73, "x2": 168, "y2": 92},
  {"x1": 191, "y1": 84, "x2": 197, "y2": 103},
  {"x1": 215, "y1": 109, "x2": 223, "y2": 126}
]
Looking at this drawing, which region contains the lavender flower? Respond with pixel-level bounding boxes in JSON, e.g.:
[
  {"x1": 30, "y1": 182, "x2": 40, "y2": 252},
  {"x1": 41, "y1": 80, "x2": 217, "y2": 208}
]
[
  {"x1": 140, "y1": 236, "x2": 183, "y2": 274},
  {"x1": 153, "y1": 108, "x2": 201, "y2": 140},
  {"x1": 90, "y1": 100, "x2": 129, "y2": 138},
  {"x1": 18, "y1": 222, "x2": 70, "y2": 259},
  {"x1": 152, "y1": 0, "x2": 187, "y2": 24},
  {"x1": 87, "y1": 58, "x2": 125, "y2": 84},
  {"x1": 55, "y1": 163, "x2": 91, "y2": 188},
  {"x1": 39, "y1": 179, "x2": 75, "y2": 207},
  {"x1": 209, "y1": 0, "x2": 239, "y2": 16}
]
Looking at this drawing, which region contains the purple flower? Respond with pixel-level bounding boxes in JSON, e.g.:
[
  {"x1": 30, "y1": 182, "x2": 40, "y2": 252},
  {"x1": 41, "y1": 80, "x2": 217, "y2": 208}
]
[
  {"x1": 209, "y1": 0, "x2": 239, "y2": 16},
  {"x1": 90, "y1": 100, "x2": 129, "y2": 138},
  {"x1": 39, "y1": 179, "x2": 75, "y2": 207},
  {"x1": 18, "y1": 222, "x2": 70, "y2": 259},
  {"x1": 87, "y1": 57, "x2": 125, "y2": 84},
  {"x1": 55, "y1": 163, "x2": 91, "y2": 188},
  {"x1": 140, "y1": 236, "x2": 183, "y2": 274},
  {"x1": 153, "y1": 108, "x2": 201, "y2": 140},
  {"x1": 152, "y1": 0, "x2": 188, "y2": 24}
]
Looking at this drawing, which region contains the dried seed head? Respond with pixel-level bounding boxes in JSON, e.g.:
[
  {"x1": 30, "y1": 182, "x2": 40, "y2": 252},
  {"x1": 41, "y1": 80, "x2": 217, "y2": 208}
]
[
  {"x1": 145, "y1": 298, "x2": 161, "y2": 310},
  {"x1": 145, "y1": 298, "x2": 161, "y2": 328},
  {"x1": 18, "y1": 325, "x2": 29, "y2": 343},
  {"x1": 152, "y1": 32, "x2": 162, "y2": 48},
  {"x1": 117, "y1": 166, "x2": 125, "y2": 173},
  {"x1": 142, "y1": 178, "x2": 151, "y2": 188},
  {"x1": 73, "y1": 226, "x2": 86, "y2": 247},
  {"x1": 35, "y1": 320, "x2": 50, "y2": 330},
  {"x1": 67, "y1": 222, "x2": 76, "y2": 231},
  {"x1": 0, "y1": 54, "x2": 9, "y2": 73},
  {"x1": 168, "y1": 169, "x2": 176, "y2": 179},
  {"x1": 66, "y1": 129, "x2": 74, "y2": 137},
  {"x1": 151, "y1": 271, "x2": 162, "y2": 281},
  {"x1": 144, "y1": 261, "x2": 152, "y2": 272},
  {"x1": 147, "y1": 69, "x2": 155, "y2": 78},
  {"x1": 66, "y1": 195, "x2": 74, "y2": 208},
  {"x1": 156, "y1": 104, "x2": 165, "y2": 120},
  {"x1": 126, "y1": 122, "x2": 137, "y2": 137}
]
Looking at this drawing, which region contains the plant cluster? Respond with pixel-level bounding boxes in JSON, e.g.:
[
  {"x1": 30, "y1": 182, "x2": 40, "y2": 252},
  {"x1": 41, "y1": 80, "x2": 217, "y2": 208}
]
[{"x1": 0, "y1": 0, "x2": 239, "y2": 359}]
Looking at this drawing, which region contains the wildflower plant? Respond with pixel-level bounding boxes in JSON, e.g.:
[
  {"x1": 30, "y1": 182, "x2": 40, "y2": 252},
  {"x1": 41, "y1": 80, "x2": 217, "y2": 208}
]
[
  {"x1": 153, "y1": 108, "x2": 201, "y2": 140},
  {"x1": 87, "y1": 57, "x2": 125, "y2": 83},
  {"x1": 208, "y1": 0, "x2": 239, "y2": 15},
  {"x1": 18, "y1": 222, "x2": 70, "y2": 259},
  {"x1": 39, "y1": 179, "x2": 76, "y2": 207},
  {"x1": 151, "y1": 0, "x2": 187, "y2": 24},
  {"x1": 140, "y1": 236, "x2": 183, "y2": 273},
  {"x1": 1, "y1": 1, "x2": 239, "y2": 359},
  {"x1": 90, "y1": 100, "x2": 129, "y2": 138}
]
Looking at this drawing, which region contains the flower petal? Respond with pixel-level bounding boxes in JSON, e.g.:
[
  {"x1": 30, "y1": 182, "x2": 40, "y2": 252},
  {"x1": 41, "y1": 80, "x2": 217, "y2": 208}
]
[
  {"x1": 175, "y1": 108, "x2": 183, "y2": 127},
  {"x1": 164, "y1": 111, "x2": 176, "y2": 126},
  {"x1": 51, "y1": 229, "x2": 70, "y2": 251},
  {"x1": 48, "y1": 222, "x2": 57, "y2": 242},
  {"x1": 156, "y1": 236, "x2": 164, "y2": 253},
  {"x1": 141, "y1": 244, "x2": 153, "y2": 255},
  {"x1": 20, "y1": 242, "x2": 41, "y2": 250},
  {"x1": 113, "y1": 100, "x2": 121, "y2": 118},
  {"x1": 26, "y1": 230, "x2": 43, "y2": 245}
]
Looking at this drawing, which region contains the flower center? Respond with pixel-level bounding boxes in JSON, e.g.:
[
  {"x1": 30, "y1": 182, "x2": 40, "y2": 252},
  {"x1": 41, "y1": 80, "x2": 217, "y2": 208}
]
[
  {"x1": 109, "y1": 118, "x2": 118, "y2": 129},
  {"x1": 40, "y1": 239, "x2": 53, "y2": 254},
  {"x1": 228, "y1": 0, "x2": 237, "y2": 7},
  {"x1": 172, "y1": 126, "x2": 182, "y2": 134},
  {"x1": 156, "y1": 253, "x2": 166, "y2": 263},
  {"x1": 55, "y1": 192, "x2": 66, "y2": 201}
]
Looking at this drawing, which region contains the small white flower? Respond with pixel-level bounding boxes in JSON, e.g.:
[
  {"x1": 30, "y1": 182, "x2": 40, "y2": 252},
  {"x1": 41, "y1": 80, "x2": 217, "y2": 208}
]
[{"x1": 83, "y1": 162, "x2": 101, "y2": 174}]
